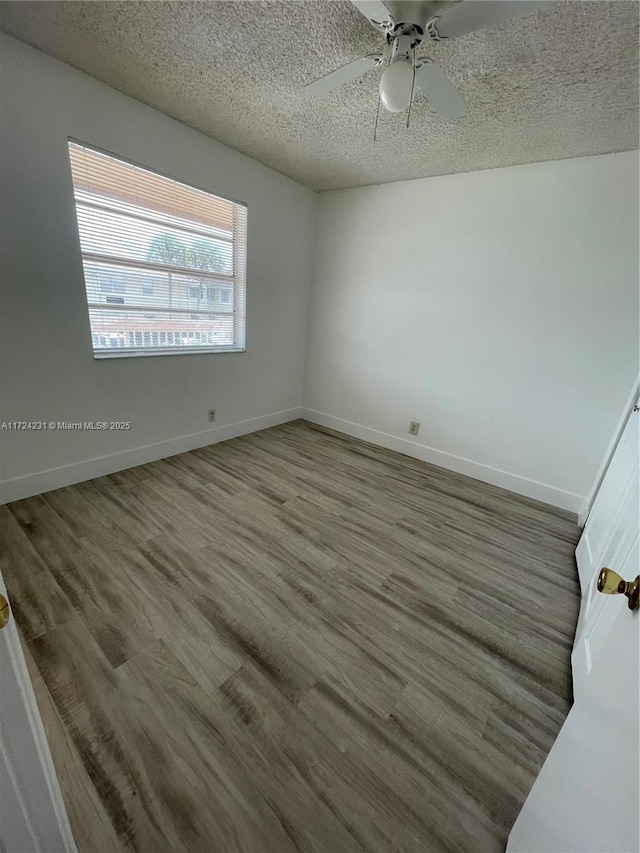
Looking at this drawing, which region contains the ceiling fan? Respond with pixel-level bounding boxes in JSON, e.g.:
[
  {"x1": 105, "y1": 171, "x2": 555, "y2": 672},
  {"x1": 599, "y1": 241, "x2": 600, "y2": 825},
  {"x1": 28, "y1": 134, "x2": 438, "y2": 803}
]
[{"x1": 305, "y1": 1, "x2": 552, "y2": 121}]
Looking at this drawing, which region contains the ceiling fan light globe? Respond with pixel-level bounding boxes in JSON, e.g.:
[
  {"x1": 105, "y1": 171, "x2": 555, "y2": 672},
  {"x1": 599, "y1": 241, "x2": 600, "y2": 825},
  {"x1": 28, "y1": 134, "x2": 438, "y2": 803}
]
[{"x1": 379, "y1": 59, "x2": 414, "y2": 113}]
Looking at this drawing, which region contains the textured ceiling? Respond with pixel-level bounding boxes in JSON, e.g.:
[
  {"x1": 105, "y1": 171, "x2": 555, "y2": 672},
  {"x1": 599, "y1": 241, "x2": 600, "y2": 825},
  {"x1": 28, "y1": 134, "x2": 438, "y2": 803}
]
[{"x1": 0, "y1": 1, "x2": 638, "y2": 190}]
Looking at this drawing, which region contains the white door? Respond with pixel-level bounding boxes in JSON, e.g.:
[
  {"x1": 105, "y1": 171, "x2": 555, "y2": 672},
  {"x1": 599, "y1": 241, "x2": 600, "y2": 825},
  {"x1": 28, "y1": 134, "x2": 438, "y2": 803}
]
[
  {"x1": 508, "y1": 406, "x2": 639, "y2": 853},
  {"x1": 0, "y1": 572, "x2": 76, "y2": 853},
  {"x1": 572, "y1": 401, "x2": 639, "y2": 699}
]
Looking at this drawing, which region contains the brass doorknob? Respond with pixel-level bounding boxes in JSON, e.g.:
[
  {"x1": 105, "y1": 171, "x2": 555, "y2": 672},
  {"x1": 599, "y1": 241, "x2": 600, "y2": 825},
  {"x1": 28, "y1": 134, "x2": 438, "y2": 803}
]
[
  {"x1": 0, "y1": 595, "x2": 10, "y2": 630},
  {"x1": 597, "y1": 568, "x2": 639, "y2": 611}
]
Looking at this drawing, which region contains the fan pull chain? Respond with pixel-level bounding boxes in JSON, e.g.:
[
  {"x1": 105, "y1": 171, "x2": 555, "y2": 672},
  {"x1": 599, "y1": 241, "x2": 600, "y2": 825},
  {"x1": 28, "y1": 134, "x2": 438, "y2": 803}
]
[
  {"x1": 406, "y1": 52, "x2": 417, "y2": 130},
  {"x1": 373, "y1": 91, "x2": 382, "y2": 142}
]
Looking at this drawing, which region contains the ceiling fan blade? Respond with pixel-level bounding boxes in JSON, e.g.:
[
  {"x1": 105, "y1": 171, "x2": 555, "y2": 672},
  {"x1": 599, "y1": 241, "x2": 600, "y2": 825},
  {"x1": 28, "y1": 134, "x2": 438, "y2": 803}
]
[
  {"x1": 350, "y1": 0, "x2": 395, "y2": 27},
  {"x1": 415, "y1": 61, "x2": 467, "y2": 120},
  {"x1": 429, "y1": 1, "x2": 553, "y2": 39},
  {"x1": 305, "y1": 54, "x2": 382, "y2": 96}
]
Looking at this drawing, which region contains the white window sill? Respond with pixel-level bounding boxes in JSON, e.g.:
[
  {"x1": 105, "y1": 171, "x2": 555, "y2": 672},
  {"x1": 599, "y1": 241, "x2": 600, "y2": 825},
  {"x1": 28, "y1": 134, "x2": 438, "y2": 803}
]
[{"x1": 93, "y1": 346, "x2": 246, "y2": 359}]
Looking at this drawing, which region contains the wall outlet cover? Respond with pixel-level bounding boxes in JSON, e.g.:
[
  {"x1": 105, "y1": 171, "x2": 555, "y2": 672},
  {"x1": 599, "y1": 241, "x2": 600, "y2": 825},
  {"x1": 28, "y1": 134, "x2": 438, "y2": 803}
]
[
  {"x1": 409, "y1": 421, "x2": 420, "y2": 436},
  {"x1": 208, "y1": 409, "x2": 216, "y2": 422}
]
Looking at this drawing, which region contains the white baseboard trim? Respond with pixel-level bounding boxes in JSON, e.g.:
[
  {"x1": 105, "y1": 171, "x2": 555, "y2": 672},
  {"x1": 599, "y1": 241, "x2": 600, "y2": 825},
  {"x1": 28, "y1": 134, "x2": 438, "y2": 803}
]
[
  {"x1": 302, "y1": 408, "x2": 584, "y2": 514},
  {"x1": 577, "y1": 501, "x2": 590, "y2": 529},
  {"x1": 0, "y1": 407, "x2": 303, "y2": 504}
]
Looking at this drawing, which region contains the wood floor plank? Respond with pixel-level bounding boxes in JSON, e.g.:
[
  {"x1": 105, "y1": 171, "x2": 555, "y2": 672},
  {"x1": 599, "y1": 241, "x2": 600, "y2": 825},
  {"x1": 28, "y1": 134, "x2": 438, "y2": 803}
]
[
  {"x1": 2, "y1": 419, "x2": 581, "y2": 852},
  {"x1": 112, "y1": 640, "x2": 300, "y2": 853},
  {"x1": 28, "y1": 668, "x2": 124, "y2": 853},
  {"x1": 0, "y1": 505, "x2": 75, "y2": 640}
]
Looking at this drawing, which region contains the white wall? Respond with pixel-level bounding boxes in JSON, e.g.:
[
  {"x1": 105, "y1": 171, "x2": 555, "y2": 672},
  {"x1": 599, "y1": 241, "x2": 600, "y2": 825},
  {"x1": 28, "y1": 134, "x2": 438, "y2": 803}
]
[
  {"x1": 2, "y1": 35, "x2": 637, "y2": 513},
  {"x1": 0, "y1": 35, "x2": 317, "y2": 502},
  {"x1": 304, "y1": 152, "x2": 639, "y2": 512}
]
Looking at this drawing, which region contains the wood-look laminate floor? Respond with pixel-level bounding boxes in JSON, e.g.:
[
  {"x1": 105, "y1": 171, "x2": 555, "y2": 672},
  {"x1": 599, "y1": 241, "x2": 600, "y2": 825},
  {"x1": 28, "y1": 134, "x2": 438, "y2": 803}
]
[{"x1": 2, "y1": 420, "x2": 581, "y2": 853}]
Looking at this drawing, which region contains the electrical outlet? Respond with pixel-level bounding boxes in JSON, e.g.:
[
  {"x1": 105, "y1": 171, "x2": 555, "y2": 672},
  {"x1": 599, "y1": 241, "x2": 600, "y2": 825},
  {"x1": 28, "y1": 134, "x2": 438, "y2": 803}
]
[
  {"x1": 408, "y1": 421, "x2": 420, "y2": 436},
  {"x1": 208, "y1": 409, "x2": 216, "y2": 423}
]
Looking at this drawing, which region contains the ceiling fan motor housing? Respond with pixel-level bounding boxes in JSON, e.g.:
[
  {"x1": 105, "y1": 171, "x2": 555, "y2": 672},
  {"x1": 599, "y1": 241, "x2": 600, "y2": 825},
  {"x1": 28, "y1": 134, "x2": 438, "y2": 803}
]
[{"x1": 386, "y1": 23, "x2": 424, "y2": 62}]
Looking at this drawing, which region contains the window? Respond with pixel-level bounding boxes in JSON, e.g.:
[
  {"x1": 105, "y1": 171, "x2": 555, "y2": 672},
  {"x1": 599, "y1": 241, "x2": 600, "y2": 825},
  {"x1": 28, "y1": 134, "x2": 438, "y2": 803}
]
[{"x1": 67, "y1": 141, "x2": 247, "y2": 358}]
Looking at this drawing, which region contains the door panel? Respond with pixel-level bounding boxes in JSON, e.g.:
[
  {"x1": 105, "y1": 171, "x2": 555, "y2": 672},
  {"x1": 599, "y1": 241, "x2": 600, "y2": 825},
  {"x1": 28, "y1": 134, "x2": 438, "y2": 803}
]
[
  {"x1": 508, "y1": 407, "x2": 639, "y2": 852},
  {"x1": 573, "y1": 500, "x2": 637, "y2": 689},
  {"x1": 508, "y1": 539, "x2": 639, "y2": 853},
  {"x1": 572, "y1": 405, "x2": 638, "y2": 698},
  {"x1": 575, "y1": 407, "x2": 638, "y2": 590},
  {"x1": 0, "y1": 573, "x2": 76, "y2": 853}
]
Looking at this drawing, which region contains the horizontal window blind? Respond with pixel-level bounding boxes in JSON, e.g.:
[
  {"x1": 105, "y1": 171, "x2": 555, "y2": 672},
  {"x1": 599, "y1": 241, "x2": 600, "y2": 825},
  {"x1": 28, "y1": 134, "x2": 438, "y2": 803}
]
[{"x1": 68, "y1": 141, "x2": 247, "y2": 358}]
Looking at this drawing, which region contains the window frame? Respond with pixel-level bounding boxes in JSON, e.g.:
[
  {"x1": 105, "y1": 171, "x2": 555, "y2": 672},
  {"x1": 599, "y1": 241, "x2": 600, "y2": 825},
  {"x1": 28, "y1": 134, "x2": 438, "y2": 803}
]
[{"x1": 67, "y1": 138, "x2": 248, "y2": 360}]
